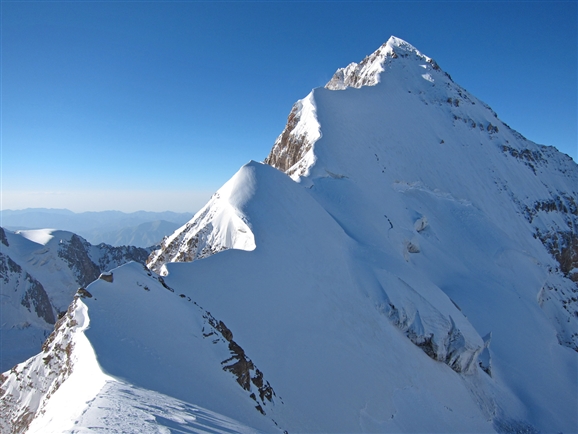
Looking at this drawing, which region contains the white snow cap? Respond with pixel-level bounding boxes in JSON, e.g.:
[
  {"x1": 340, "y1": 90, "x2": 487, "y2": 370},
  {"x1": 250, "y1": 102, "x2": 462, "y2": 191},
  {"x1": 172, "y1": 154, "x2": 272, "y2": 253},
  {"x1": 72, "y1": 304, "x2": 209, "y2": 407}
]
[{"x1": 326, "y1": 35, "x2": 435, "y2": 90}]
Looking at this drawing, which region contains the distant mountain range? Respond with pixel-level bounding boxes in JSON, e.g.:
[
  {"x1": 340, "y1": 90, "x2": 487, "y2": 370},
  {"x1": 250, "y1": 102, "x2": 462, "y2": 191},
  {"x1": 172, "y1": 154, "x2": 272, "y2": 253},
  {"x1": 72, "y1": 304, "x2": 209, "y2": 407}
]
[{"x1": 1, "y1": 209, "x2": 193, "y2": 248}]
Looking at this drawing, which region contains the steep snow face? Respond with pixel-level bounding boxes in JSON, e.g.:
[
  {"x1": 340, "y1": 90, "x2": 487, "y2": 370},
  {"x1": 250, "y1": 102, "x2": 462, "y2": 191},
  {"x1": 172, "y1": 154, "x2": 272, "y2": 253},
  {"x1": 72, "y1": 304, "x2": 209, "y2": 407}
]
[
  {"x1": 84, "y1": 166, "x2": 498, "y2": 432},
  {"x1": 268, "y1": 37, "x2": 578, "y2": 432},
  {"x1": 147, "y1": 165, "x2": 257, "y2": 274}
]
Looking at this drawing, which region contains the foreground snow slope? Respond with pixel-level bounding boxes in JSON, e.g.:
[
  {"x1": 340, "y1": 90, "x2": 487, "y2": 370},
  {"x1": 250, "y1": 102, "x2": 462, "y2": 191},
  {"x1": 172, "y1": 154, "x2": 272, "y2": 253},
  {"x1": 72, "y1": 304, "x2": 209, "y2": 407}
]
[
  {"x1": 1, "y1": 291, "x2": 257, "y2": 434},
  {"x1": 2, "y1": 36, "x2": 576, "y2": 433}
]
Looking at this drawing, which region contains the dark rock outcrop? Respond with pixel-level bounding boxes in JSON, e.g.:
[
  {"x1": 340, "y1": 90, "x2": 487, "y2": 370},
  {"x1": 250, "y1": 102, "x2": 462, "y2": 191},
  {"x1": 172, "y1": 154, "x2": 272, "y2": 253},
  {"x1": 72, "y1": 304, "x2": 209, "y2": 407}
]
[
  {"x1": 21, "y1": 276, "x2": 55, "y2": 325},
  {"x1": 58, "y1": 235, "x2": 100, "y2": 287}
]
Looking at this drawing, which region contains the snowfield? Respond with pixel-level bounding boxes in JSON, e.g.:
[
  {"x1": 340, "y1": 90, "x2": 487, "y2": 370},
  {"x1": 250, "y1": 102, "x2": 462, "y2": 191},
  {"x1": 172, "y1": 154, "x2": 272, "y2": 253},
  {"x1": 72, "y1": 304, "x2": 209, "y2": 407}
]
[{"x1": 2, "y1": 36, "x2": 577, "y2": 433}]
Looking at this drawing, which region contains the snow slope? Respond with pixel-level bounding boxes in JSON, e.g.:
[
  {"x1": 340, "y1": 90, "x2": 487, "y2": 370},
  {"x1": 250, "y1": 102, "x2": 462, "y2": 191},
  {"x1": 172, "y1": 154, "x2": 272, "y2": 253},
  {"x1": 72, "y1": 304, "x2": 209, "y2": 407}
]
[
  {"x1": 1, "y1": 291, "x2": 257, "y2": 434},
  {"x1": 0, "y1": 228, "x2": 150, "y2": 371},
  {"x1": 2, "y1": 36, "x2": 577, "y2": 433}
]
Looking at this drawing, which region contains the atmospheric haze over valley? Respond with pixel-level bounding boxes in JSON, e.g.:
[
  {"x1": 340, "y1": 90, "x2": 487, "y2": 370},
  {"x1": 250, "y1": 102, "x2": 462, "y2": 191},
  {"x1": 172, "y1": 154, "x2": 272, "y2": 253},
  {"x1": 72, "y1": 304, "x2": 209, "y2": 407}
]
[{"x1": 1, "y1": 37, "x2": 577, "y2": 434}]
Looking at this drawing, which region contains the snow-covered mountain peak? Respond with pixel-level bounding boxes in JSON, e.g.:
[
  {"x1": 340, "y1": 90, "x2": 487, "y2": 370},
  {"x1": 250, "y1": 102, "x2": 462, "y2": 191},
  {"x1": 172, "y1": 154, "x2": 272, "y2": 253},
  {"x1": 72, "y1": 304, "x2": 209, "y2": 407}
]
[
  {"x1": 385, "y1": 35, "x2": 415, "y2": 50},
  {"x1": 325, "y1": 35, "x2": 438, "y2": 91},
  {"x1": 267, "y1": 38, "x2": 478, "y2": 181},
  {"x1": 5, "y1": 37, "x2": 576, "y2": 433}
]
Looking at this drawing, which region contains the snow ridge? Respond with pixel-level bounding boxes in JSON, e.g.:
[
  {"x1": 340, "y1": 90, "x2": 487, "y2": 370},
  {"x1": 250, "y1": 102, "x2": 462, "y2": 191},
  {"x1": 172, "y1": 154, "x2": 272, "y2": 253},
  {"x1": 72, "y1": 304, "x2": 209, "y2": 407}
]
[
  {"x1": 147, "y1": 164, "x2": 257, "y2": 274},
  {"x1": 0, "y1": 297, "x2": 107, "y2": 434}
]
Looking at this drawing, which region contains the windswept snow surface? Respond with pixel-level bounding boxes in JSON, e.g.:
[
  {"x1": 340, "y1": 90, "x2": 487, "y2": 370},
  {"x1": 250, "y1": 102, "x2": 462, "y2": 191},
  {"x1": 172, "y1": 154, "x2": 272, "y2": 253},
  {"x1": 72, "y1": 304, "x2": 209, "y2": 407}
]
[
  {"x1": 4, "y1": 36, "x2": 577, "y2": 433},
  {"x1": 16, "y1": 229, "x2": 56, "y2": 246},
  {"x1": 69, "y1": 380, "x2": 261, "y2": 434}
]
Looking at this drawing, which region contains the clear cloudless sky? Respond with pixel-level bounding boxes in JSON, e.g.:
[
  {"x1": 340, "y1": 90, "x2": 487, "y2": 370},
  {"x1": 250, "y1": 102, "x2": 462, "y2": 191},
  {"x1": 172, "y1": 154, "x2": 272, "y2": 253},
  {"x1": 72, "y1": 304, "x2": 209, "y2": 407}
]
[{"x1": 1, "y1": 0, "x2": 576, "y2": 213}]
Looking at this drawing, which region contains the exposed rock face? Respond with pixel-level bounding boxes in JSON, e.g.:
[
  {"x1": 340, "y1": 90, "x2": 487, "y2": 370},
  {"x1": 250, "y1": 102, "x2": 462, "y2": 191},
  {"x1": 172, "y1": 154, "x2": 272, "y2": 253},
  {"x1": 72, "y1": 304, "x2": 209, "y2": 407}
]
[
  {"x1": 0, "y1": 251, "x2": 22, "y2": 282},
  {"x1": 202, "y1": 311, "x2": 277, "y2": 415},
  {"x1": 1, "y1": 227, "x2": 9, "y2": 247},
  {"x1": 55, "y1": 233, "x2": 151, "y2": 288},
  {"x1": 263, "y1": 92, "x2": 321, "y2": 179},
  {"x1": 58, "y1": 235, "x2": 101, "y2": 287},
  {"x1": 58, "y1": 235, "x2": 151, "y2": 287},
  {"x1": 264, "y1": 102, "x2": 315, "y2": 177},
  {"x1": 20, "y1": 276, "x2": 55, "y2": 325},
  {"x1": 0, "y1": 252, "x2": 55, "y2": 325}
]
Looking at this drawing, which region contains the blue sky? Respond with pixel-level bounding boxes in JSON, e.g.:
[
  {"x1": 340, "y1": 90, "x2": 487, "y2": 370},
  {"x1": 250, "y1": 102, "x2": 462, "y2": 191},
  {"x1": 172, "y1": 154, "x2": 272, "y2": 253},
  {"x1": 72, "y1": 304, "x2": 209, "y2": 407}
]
[{"x1": 2, "y1": 1, "x2": 576, "y2": 212}]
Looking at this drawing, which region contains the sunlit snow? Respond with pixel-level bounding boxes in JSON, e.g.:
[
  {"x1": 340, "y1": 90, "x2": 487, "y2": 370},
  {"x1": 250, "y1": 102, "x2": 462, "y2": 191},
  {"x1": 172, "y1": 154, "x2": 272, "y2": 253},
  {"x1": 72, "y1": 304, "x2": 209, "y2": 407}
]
[{"x1": 2, "y1": 35, "x2": 576, "y2": 434}]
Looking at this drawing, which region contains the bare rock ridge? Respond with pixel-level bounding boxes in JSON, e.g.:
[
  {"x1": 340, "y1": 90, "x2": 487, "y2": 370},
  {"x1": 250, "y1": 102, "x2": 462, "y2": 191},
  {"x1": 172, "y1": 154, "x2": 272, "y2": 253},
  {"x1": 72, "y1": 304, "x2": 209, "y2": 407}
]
[{"x1": 263, "y1": 102, "x2": 313, "y2": 175}]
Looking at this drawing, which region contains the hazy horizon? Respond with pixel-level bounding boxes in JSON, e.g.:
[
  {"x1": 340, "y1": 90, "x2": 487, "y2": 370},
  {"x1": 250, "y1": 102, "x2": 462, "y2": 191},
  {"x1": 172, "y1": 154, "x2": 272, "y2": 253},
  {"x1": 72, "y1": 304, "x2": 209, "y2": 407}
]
[{"x1": 2, "y1": 2, "x2": 576, "y2": 212}]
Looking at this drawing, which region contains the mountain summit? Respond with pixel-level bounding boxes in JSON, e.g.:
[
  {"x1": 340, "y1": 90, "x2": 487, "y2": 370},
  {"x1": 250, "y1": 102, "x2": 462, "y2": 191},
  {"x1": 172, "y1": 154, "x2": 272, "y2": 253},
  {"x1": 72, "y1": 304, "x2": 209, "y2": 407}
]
[{"x1": 2, "y1": 37, "x2": 577, "y2": 433}]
